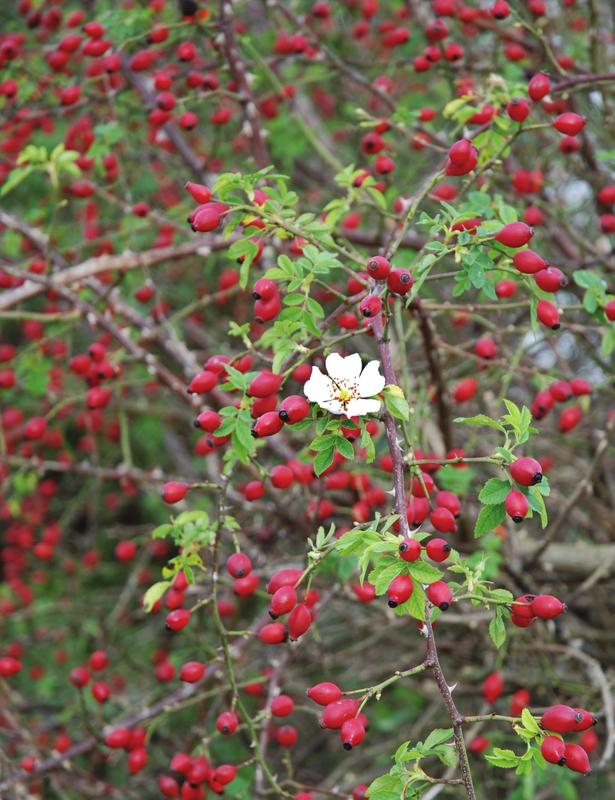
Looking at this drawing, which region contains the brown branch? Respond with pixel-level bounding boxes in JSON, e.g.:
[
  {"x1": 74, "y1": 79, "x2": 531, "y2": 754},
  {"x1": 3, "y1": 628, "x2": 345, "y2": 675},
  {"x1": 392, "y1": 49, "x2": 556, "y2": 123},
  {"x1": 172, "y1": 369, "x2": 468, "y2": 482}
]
[
  {"x1": 551, "y1": 71, "x2": 615, "y2": 94},
  {"x1": 424, "y1": 611, "x2": 476, "y2": 800},
  {"x1": 371, "y1": 310, "x2": 476, "y2": 800},
  {"x1": 4, "y1": 265, "x2": 190, "y2": 399},
  {"x1": 0, "y1": 209, "x2": 233, "y2": 311},
  {"x1": 218, "y1": 0, "x2": 271, "y2": 169},
  {"x1": 371, "y1": 312, "x2": 411, "y2": 539}
]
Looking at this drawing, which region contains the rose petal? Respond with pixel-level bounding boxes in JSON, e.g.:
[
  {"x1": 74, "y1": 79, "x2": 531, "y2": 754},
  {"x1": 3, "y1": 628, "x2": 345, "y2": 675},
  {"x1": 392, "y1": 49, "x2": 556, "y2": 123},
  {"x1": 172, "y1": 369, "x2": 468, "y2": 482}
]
[
  {"x1": 345, "y1": 398, "x2": 381, "y2": 418},
  {"x1": 358, "y1": 360, "x2": 385, "y2": 398},
  {"x1": 325, "y1": 352, "x2": 362, "y2": 384},
  {"x1": 318, "y1": 398, "x2": 345, "y2": 415},
  {"x1": 304, "y1": 367, "x2": 334, "y2": 403}
]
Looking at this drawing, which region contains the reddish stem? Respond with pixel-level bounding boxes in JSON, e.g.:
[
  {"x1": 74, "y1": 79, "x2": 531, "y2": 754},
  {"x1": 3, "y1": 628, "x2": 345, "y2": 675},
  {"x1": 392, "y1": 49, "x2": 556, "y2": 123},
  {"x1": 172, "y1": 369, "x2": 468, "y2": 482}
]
[{"x1": 371, "y1": 311, "x2": 476, "y2": 800}]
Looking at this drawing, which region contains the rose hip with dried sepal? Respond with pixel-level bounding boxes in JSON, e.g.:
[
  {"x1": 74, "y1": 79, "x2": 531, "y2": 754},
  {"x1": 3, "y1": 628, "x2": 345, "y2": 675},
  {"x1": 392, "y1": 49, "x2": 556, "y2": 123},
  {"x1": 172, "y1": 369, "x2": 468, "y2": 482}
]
[
  {"x1": 541, "y1": 735, "x2": 566, "y2": 766},
  {"x1": 399, "y1": 537, "x2": 422, "y2": 561},
  {"x1": 541, "y1": 705, "x2": 583, "y2": 734}
]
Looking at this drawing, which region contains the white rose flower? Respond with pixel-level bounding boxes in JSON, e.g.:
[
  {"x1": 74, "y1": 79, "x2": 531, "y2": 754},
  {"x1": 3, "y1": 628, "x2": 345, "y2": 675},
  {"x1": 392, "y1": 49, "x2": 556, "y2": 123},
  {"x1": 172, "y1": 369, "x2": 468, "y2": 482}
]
[{"x1": 303, "y1": 353, "x2": 385, "y2": 419}]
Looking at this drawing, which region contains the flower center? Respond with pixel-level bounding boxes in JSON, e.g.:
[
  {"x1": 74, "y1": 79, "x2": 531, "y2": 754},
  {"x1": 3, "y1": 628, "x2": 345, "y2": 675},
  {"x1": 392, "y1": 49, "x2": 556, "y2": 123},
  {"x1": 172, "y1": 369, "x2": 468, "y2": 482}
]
[
  {"x1": 337, "y1": 388, "x2": 352, "y2": 403},
  {"x1": 331, "y1": 378, "x2": 358, "y2": 410}
]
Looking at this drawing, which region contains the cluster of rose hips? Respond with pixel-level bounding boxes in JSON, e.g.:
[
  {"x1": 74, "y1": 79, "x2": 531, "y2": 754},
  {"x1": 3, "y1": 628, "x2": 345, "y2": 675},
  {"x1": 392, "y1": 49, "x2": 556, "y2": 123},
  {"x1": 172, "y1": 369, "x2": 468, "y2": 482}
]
[
  {"x1": 598, "y1": 184, "x2": 615, "y2": 241},
  {"x1": 477, "y1": 677, "x2": 598, "y2": 772},
  {"x1": 156, "y1": 752, "x2": 238, "y2": 797},
  {"x1": 540, "y1": 704, "x2": 597, "y2": 776},
  {"x1": 494, "y1": 220, "x2": 567, "y2": 330},
  {"x1": 0, "y1": 332, "x2": 119, "y2": 413},
  {"x1": 307, "y1": 681, "x2": 368, "y2": 751},
  {"x1": 68, "y1": 649, "x2": 115, "y2": 705},
  {"x1": 387, "y1": 571, "x2": 453, "y2": 612},
  {"x1": 530, "y1": 378, "x2": 590, "y2": 434},
  {"x1": 359, "y1": 256, "x2": 414, "y2": 320},
  {"x1": 259, "y1": 567, "x2": 318, "y2": 643},
  {"x1": 215, "y1": 692, "x2": 301, "y2": 754},
  {"x1": 0, "y1": 6, "x2": 277, "y2": 154},
  {"x1": 385, "y1": 469, "x2": 464, "y2": 610},
  {"x1": 161, "y1": 559, "x2": 319, "y2": 643},
  {"x1": 102, "y1": 724, "x2": 150, "y2": 777},
  {"x1": 186, "y1": 183, "x2": 229, "y2": 234},
  {"x1": 510, "y1": 593, "x2": 566, "y2": 628},
  {"x1": 156, "y1": 560, "x2": 317, "y2": 762},
  {"x1": 503, "y1": 455, "x2": 545, "y2": 524}
]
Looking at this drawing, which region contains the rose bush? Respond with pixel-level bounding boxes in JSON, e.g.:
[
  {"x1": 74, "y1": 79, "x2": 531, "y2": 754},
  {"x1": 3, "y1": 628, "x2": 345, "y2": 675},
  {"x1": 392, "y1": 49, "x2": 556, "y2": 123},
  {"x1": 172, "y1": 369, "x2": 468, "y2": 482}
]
[{"x1": 0, "y1": 1, "x2": 614, "y2": 799}]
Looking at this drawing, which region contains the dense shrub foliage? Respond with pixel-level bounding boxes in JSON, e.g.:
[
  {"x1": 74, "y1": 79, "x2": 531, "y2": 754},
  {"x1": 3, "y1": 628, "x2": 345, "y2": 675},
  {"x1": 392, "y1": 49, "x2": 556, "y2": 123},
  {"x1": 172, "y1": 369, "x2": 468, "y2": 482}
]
[{"x1": 0, "y1": 1, "x2": 614, "y2": 799}]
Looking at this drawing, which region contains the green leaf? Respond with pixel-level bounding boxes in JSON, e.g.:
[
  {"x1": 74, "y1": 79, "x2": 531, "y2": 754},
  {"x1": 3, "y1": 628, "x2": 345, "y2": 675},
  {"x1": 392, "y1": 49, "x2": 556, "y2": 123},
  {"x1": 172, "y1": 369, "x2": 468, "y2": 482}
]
[
  {"x1": 17, "y1": 144, "x2": 48, "y2": 165},
  {"x1": 143, "y1": 581, "x2": 170, "y2": 612},
  {"x1": 601, "y1": 327, "x2": 615, "y2": 357},
  {"x1": 495, "y1": 446, "x2": 515, "y2": 463},
  {"x1": 478, "y1": 478, "x2": 510, "y2": 505},
  {"x1": 314, "y1": 447, "x2": 335, "y2": 477},
  {"x1": 222, "y1": 364, "x2": 252, "y2": 392},
  {"x1": 18, "y1": 357, "x2": 49, "y2": 397},
  {"x1": 520, "y1": 708, "x2": 541, "y2": 735},
  {"x1": 174, "y1": 511, "x2": 208, "y2": 526},
  {"x1": 398, "y1": 580, "x2": 426, "y2": 621},
  {"x1": 366, "y1": 773, "x2": 405, "y2": 800},
  {"x1": 228, "y1": 321, "x2": 251, "y2": 339},
  {"x1": 394, "y1": 741, "x2": 418, "y2": 764},
  {"x1": 0, "y1": 165, "x2": 34, "y2": 196},
  {"x1": 454, "y1": 414, "x2": 505, "y2": 431},
  {"x1": 407, "y1": 561, "x2": 442, "y2": 583},
  {"x1": 489, "y1": 608, "x2": 507, "y2": 649},
  {"x1": 306, "y1": 296, "x2": 325, "y2": 319},
  {"x1": 573, "y1": 270, "x2": 604, "y2": 290},
  {"x1": 528, "y1": 486, "x2": 548, "y2": 528},
  {"x1": 443, "y1": 97, "x2": 470, "y2": 118},
  {"x1": 335, "y1": 436, "x2": 355, "y2": 461},
  {"x1": 433, "y1": 744, "x2": 458, "y2": 767},
  {"x1": 311, "y1": 433, "x2": 337, "y2": 452},
  {"x1": 499, "y1": 203, "x2": 518, "y2": 224},
  {"x1": 302, "y1": 308, "x2": 322, "y2": 337},
  {"x1": 336, "y1": 529, "x2": 380, "y2": 555},
  {"x1": 368, "y1": 560, "x2": 405, "y2": 595},
  {"x1": 583, "y1": 289, "x2": 600, "y2": 314},
  {"x1": 233, "y1": 415, "x2": 256, "y2": 452},
  {"x1": 383, "y1": 384, "x2": 411, "y2": 421},
  {"x1": 474, "y1": 503, "x2": 506, "y2": 537},
  {"x1": 424, "y1": 728, "x2": 454, "y2": 750},
  {"x1": 360, "y1": 422, "x2": 376, "y2": 463},
  {"x1": 152, "y1": 524, "x2": 173, "y2": 539},
  {"x1": 502, "y1": 401, "x2": 533, "y2": 444},
  {"x1": 277, "y1": 254, "x2": 295, "y2": 275},
  {"x1": 485, "y1": 748, "x2": 521, "y2": 768},
  {"x1": 490, "y1": 588, "x2": 513, "y2": 602},
  {"x1": 236, "y1": 239, "x2": 260, "y2": 287}
]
